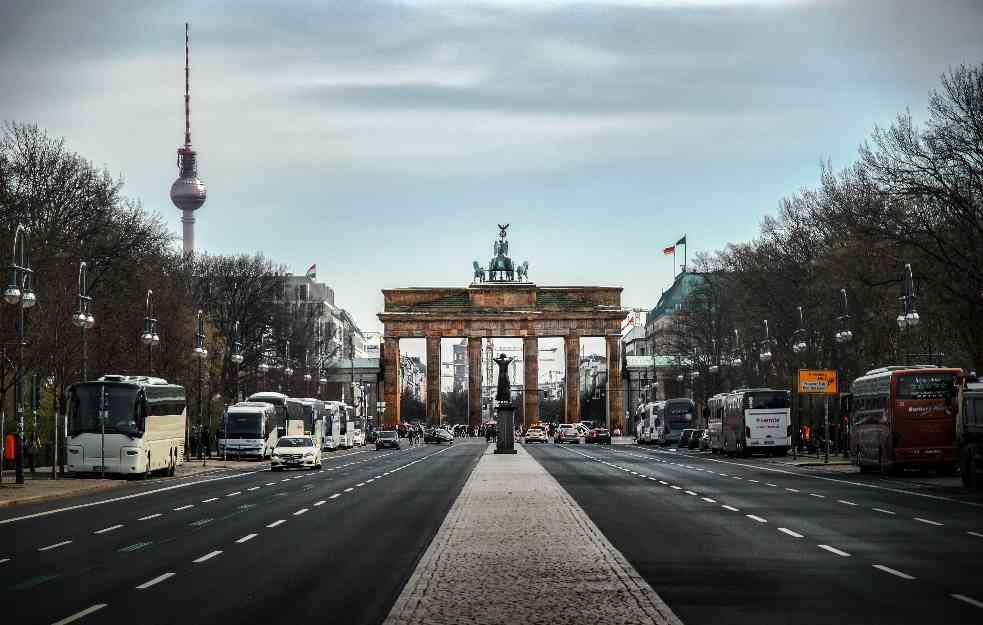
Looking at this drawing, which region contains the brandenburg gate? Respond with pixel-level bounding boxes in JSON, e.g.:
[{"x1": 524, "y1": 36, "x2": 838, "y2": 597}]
[{"x1": 378, "y1": 225, "x2": 627, "y2": 429}]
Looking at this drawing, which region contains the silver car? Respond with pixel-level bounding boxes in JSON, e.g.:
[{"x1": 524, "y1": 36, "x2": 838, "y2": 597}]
[{"x1": 555, "y1": 425, "x2": 582, "y2": 444}]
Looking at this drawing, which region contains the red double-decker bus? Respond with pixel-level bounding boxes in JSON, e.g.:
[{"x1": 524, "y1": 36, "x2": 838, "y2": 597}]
[{"x1": 849, "y1": 366, "x2": 962, "y2": 473}]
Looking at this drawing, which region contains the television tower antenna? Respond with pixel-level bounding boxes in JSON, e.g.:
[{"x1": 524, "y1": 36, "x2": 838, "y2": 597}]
[{"x1": 170, "y1": 22, "x2": 207, "y2": 255}]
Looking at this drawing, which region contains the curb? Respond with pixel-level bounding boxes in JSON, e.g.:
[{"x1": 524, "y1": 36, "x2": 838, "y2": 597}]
[{"x1": 0, "y1": 480, "x2": 124, "y2": 509}]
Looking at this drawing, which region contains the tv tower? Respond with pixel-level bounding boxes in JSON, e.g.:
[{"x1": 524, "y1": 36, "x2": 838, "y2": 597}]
[{"x1": 170, "y1": 22, "x2": 206, "y2": 255}]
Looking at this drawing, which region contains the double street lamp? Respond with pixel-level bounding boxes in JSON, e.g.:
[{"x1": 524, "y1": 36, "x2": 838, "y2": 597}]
[
  {"x1": 897, "y1": 263, "x2": 920, "y2": 364},
  {"x1": 193, "y1": 310, "x2": 208, "y2": 464},
  {"x1": 140, "y1": 289, "x2": 160, "y2": 375},
  {"x1": 230, "y1": 321, "x2": 244, "y2": 402},
  {"x1": 72, "y1": 261, "x2": 96, "y2": 381},
  {"x1": 4, "y1": 224, "x2": 37, "y2": 485}
]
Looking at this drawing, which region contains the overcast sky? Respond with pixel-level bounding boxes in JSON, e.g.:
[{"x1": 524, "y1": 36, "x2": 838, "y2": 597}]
[{"x1": 2, "y1": 0, "x2": 982, "y2": 338}]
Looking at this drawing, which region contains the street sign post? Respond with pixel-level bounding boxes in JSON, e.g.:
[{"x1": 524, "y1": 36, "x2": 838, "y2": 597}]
[{"x1": 797, "y1": 370, "x2": 839, "y2": 464}]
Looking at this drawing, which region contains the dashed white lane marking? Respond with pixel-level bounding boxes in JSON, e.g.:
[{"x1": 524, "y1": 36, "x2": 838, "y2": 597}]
[
  {"x1": 280, "y1": 479, "x2": 290, "y2": 483},
  {"x1": 344, "y1": 487, "x2": 354, "y2": 492},
  {"x1": 265, "y1": 482, "x2": 275, "y2": 486},
  {"x1": 838, "y1": 499, "x2": 858, "y2": 506},
  {"x1": 766, "y1": 483, "x2": 778, "y2": 487},
  {"x1": 266, "y1": 520, "x2": 286, "y2": 528},
  {"x1": 313, "y1": 500, "x2": 326, "y2": 506},
  {"x1": 914, "y1": 517, "x2": 943, "y2": 526},
  {"x1": 173, "y1": 505, "x2": 193, "y2": 511},
  {"x1": 951, "y1": 593, "x2": 983, "y2": 609},
  {"x1": 748, "y1": 479, "x2": 759, "y2": 483},
  {"x1": 366, "y1": 479, "x2": 375, "y2": 483},
  {"x1": 356, "y1": 482, "x2": 366, "y2": 487},
  {"x1": 138, "y1": 513, "x2": 162, "y2": 521},
  {"x1": 226, "y1": 491, "x2": 242, "y2": 497},
  {"x1": 873, "y1": 508, "x2": 896, "y2": 515},
  {"x1": 732, "y1": 476, "x2": 742, "y2": 480},
  {"x1": 193, "y1": 550, "x2": 222, "y2": 563},
  {"x1": 810, "y1": 493, "x2": 825, "y2": 498},
  {"x1": 685, "y1": 490, "x2": 698, "y2": 496},
  {"x1": 968, "y1": 531, "x2": 983, "y2": 538},
  {"x1": 236, "y1": 533, "x2": 257, "y2": 544},
  {"x1": 721, "y1": 505, "x2": 740, "y2": 512},
  {"x1": 873, "y1": 564, "x2": 916, "y2": 580},
  {"x1": 38, "y1": 540, "x2": 72, "y2": 552},
  {"x1": 94, "y1": 524, "x2": 124, "y2": 534},
  {"x1": 202, "y1": 497, "x2": 219, "y2": 503},
  {"x1": 294, "y1": 508, "x2": 308, "y2": 516},
  {"x1": 786, "y1": 488, "x2": 800, "y2": 493},
  {"x1": 670, "y1": 485, "x2": 682, "y2": 490},
  {"x1": 701, "y1": 497, "x2": 716, "y2": 503},
  {"x1": 136, "y1": 572, "x2": 175, "y2": 589},
  {"x1": 818, "y1": 544, "x2": 851, "y2": 557},
  {"x1": 51, "y1": 603, "x2": 108, "y2": 625},
  {"x1": 658, "y1": 480, "x2": 668, "y2": 485},
  {"x1": 746, "y1": 514, "x2": 768, "y2": 523},
  {"x1": 329, "y1": 493, "x2": 340, "y2": 499},
  {"x1": 778, "y1": 528, "x2": 804, "y2": 538},
  {"x1": 719, "y1": 473, "x2": 728, "y2": 477},
  {"x1": 247, "y1": 486, "x2": 260, "y2": 491},
  {"x1": 0, "y1": 558, "x2": 9, "y2": 564},
  {"x1": 374, "y1": 475, "x2": 383, "y2": 479}
]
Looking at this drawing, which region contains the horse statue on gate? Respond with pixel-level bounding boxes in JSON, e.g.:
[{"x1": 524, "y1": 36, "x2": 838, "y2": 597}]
[
  {"x1": 473, "y1": 261, "x2": 486, "y2": 283},
  {"x1": 516, "y1": 261, "x2": 529, "y2": 282}
]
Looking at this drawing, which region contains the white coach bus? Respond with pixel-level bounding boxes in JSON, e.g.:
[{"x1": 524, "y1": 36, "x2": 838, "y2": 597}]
[
  {"x1": 66, "y1": 375, "x2": 186, "y2": 478},
  {"x1": 324, "y1": 401, "x2": 356, "y2": 449},
  {"x1": 218, "y1": 401, "x2": 279, "y2": 460},
  {"x1": 722, "y1": 388, "x2": 792, "y2": 457}
]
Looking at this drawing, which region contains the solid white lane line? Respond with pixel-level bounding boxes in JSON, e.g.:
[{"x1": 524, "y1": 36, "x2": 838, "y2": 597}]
[
  {"x1": 313, "y1": 500, "x2": 326, "y2": 506},
  {"x1": 722, "y1": 505, "x2": 740, "y2": 512},
  {"x1": 818, "y1": 544, "x2": 851, "y2": 557},
  {"x1": 366, "y1": 479, "x2": 375, "y2": 483},
  {"x1": 356, "y1": 482, "x2": 366, "y2": 487},
  {"x1": 266, "y1": 520, "x2": 286, "y2": 528},
  {"x1": 294, "y1": 508, "x2": 308, "y2": 516},
  {"x1": 136, "y1": 572, "x2": 175, "y2": 589},
  {"x1": 329, "y1": 493, "x2": 340, "y2": 499},
  {"x1": 746, "y1": 515, "x2": 768, "y2": 523},
  {"x1": 873, "y1": 564, "x2": 916, "y2": 580},
  {"x1": 786, "y1": 488, "x2": 800, "y2": 493},
  {"x1": 226, "y1": 491, "x2": 241, "y2": 497},
  {"x1": 344, "y1": 487, "x2": 354, "y2": 492},
  {"x1": 173, "y1": 505, "x2": 193, "y2": 511},
  {"x1": 685, "y1": 490, "x2": 698, "y2": 496},
  {"x1": 914, "y1": 517, "x2": 943, "y2": 526},
  {"x1": 138, "y1": 513, "x2": 162, "y2": 521},
  {"x1": 778, "y1": 528, "x2": 804, "y2": 538},
  {"x1": 94, "y1": 524, "x2": 124, "y2": 534},
  {"x1": 51, "y1": 603, "x2": 108, "y2": 625},
  {"x1": 247, "y1": 487, "x2": 260, "y2": 491},
  {"x1": 0, "y1": 558, "x2": 9, "y2": 564},
  {"x1": 193, "y1": 550, "x2": 222, "y2": 563},
  {"x1": 951, "y1": 594, "x2": 983, "y2": 609},
  {"x1": 236, "y1": 534, "x2": 257, "y2": 544},
  {"x1": 810, "y1": 493, "x2": 825, "y2": 498},
  {"x1": 202, "y1": 498, "x2": 219, "y2": 503},
  {"x1": 968, "y1": 531, "x2": 983, "y2": 538},
  {"x1": 374, "y1": 475, "x2": 383, "y2": 479},
  {"x1": 38, "y1": 540, "x2": 72, "y2": 552},
  {"x1": 873, "y1": 508, "x2": 896, "y2": 515},
  {"x1": 701, "y1": 497, "x2": 716, "y2": 503},
  {"x1": 838, "y1": 499, "x2": 858, "y2": 506}
]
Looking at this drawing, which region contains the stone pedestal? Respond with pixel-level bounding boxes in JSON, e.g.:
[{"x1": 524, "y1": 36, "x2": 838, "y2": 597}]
[
  {"x1": 523, "y1": 337, "x2": 539, "y2": 427},
  {"x1": 494, "y1": 403, "x2": 517, "y2": 454}
]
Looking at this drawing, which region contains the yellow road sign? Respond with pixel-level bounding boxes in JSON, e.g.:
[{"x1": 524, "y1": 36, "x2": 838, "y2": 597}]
[{"x1": 798, "y1": 369, "x2": 838, "y2": 395}]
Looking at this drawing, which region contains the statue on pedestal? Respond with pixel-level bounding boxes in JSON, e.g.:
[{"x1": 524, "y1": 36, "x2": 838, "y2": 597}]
[
  {"x1": 492, "y1": 353, "x2": 517, "y2": 454},
  {"x1": 494, "y1": 353, "x2": 514, "y2": 404}
]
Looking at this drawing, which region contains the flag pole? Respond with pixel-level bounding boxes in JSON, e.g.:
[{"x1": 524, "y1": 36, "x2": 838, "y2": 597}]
[{"x1": 672, "y1": 246, "x2": 677, "y2": 278}]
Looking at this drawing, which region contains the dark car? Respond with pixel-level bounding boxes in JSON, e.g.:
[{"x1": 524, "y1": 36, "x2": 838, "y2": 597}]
[
  {"x1": 366, "y1": 429, "x2": 379, "y2": 444},
  {"x1": 586, "y1": 427, "x2": 612, "y2": 444},
  {"x1": 688, "y1": 429, "x2": 703, "y2": 449},
  {"x1": 376, "y1": 430, "x2": 401, "y2": 450},
  {"x1": 424, "y1": 427, "x2": 454, "y2": 445},
  {"x1": 678, "y1": 428, "x2": 696, "y2": 449}
]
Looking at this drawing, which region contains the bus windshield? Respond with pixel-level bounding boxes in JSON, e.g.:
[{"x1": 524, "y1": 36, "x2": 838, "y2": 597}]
[
  {"x1": 896, "y1": 373, "x2": 956, "y2": 400},
  {"x1": 225, "y1": 411, "x2": 264, "y2": 438},
  {"x1": 287, "y1": 402, "x2": 316, "y2": 432},
  {"x1": 746, "y1": 392, "x2": 789, "y2": 410},
  {"x1": 69, "y1": 384, "x2": 143, "y2": 437}
]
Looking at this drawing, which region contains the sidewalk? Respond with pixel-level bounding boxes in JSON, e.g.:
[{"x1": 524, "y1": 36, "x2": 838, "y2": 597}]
[
  {"x1": 0, "y1": 458, "x2": 263, "y2": 508},
  {"x1": 384, "y1": 444, "x2": 682, "y2": 625}
]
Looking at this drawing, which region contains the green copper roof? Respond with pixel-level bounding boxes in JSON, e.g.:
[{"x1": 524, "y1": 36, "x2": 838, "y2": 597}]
[
  {"x1": 536, "y1": 291, "x2": 596, "y2": 310},
  {"x1": 648, "y1": 272, "x2": 706, "y2": 321}
]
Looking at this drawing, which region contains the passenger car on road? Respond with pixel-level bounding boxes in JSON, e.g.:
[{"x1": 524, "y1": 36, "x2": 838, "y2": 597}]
[
  {"x1": 425, "y1": 427, "x2": 454, "y2": 444},
  {"x1": 270, "y1": 436, "x2": 322, "y2": 471},
  {"x1": 353, "y1": 428, "x2": 366, "y2": 446},
  {"x1": 555, "y1": 424, "x2": 582, "y2": 444},
  {"x1": 678, "y1": 429, "x2": 696, "y2": 449},
  {"x1": 525, "y1": 425, "x2": 549, "y2": 443},
  {"x1": 376, "y1": 430, "x2": 401, "y2": 450},
  {"x1": 688, "y1": 429, "x2": 703, "y2": 449},
  {"x1": 586, "y1": 427, "x2": 611, "y2": 444}
]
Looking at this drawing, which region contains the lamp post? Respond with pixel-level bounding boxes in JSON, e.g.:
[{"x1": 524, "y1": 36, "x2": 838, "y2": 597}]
[
  {"x1": 72, "y1": 261, "x2": 95, "y2": 381},
  {"x1": 303, "y1": 349, "x2": 312, "y2": 397},
  {"x1": 140, "y1": 290, "x2": 160, "y2": 375},
  {"x1": 835, "y1": 288, "x2": 852, "y2": 458},
  {"x1": 193, "y1": 310, "x2": 208, "y2": 465},
  {"x1": 5, "y1": 224, "x2": 37, "y2": 485},
  {"x1": 896, "y1": 263, "x2": 919, "y2": 365},
  {"x1": 230, "y1": 321, "x2": 243, "y2": 403},
  {"x1": 282, "y1": 340, "x2": 294, "y2": 395}
]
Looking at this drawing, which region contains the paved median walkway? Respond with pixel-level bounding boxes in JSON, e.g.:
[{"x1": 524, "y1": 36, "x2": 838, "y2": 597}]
[{"x1": 384, "y1": 443, "x2": 683, "y2": 625}]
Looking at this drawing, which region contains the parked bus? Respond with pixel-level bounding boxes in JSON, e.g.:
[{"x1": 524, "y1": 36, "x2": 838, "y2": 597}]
[
  {"x1": 707, "y1": 393, "x2": 728, "y2": 454},
  {"x1": 850, "y1": 366, "x2": 962, "y2": 474},
  {"x1": 66, "y1": 375, "x2": 186, "y2": 478},
  {"x1": 286, "y1": 398, "x2": 324, "y2": 438},
  {"x1": 324, "y1": 401, "x2": 356, "y2": 449},
  {"x1": 662, "y1": 398, "x2": 696, "y2": 446},
  {"x1": 957, "y1": 377, "x2": 983, "y2": 488},
  {"x1": 218, "y1": 402, "x2": 279, "y2": 460},
  {"x1": 246, "y1": 391, "x2": 288, "y2": 436},
  {"x1": 722, "y1": 388, "x2": 791, "y2": 457}
]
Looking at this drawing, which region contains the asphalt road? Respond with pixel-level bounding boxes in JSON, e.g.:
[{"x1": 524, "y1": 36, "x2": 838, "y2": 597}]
[
  {"x1": 0, "y1": 440, "x2": 483, "y2": 625},
  {"x1": 525, "y1": 441, "x2": 983, "y2": 625}
]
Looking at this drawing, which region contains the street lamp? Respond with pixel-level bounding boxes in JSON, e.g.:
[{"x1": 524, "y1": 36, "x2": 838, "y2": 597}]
[
  {"x1": 731, "y1": 329, "x2": 743, "y2": 367},
  {"x1": 303, "y1": 349, "x2": 312, "y2": 396},
  {"x1": 792, "y1": 306, "x2": 808, "y2": 354},
  {"x1": 283, "y1": 340, "x2": 294, "y2": 395},
  {"x1": 140, "y1": 289, "x2": 160, "y2": 375},
  {"x1": 6, "y1": 224, "x2": 37, "y2": 484},
  {"x1": 759, "y1": 320, "x2": 773, "y2": 363},
  {"x1": 72, "y1": 261, "x2": 96, "y2": 381},
  {"x1": 835, "y1": 288, "x2": 853, "y2": 344},
  {"x1": 896, "y1": 263, "x2": 919, "y2": 364},
  {"x1": 193, "y1": 310, "x2": 208, "y2": 464},
  {"x1": 230, "y1": 321, "x2": 244, "y2": 402}
]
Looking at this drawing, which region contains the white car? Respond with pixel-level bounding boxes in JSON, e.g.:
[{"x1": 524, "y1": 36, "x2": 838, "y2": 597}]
[
  {"x1": 270, "y1": 436, "x2": 322, "y2": 471},
  {"x1": 353, "y1": 428, "x2": 366, "y2": 446}
]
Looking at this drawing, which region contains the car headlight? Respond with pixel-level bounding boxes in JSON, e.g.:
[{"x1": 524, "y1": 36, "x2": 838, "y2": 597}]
[
  {"x1": 271, "y1": 454, "x2": 280, "y2": 460},
  {"x1": 303, "y1": 451, "x2": 314, "y2": 458}
]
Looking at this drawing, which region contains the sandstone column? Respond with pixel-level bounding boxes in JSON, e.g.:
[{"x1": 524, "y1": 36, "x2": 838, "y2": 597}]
[
  {"x1": 523, "y1": 336, "x2": 539, "y2": 427},
  {"x1": 468, "y1": 337, "x2": 482, "y2": 428},
  {"x1": 426, "y1": 336, "x2": 442, "y2": 424},
  {"x1": 565, "y1": 333, "x2": 581, "y2": 423},
  {"x1": 606, "y1": 334, "x2": 623, "y2": 433},
  {"x1": 383, "y1": 336, "x2": 400, "y2": 426}
]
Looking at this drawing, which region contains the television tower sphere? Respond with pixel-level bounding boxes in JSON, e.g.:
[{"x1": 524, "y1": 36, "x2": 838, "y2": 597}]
[{"x1": 171, "y1": 23, "x2": 206, "y2": 255}]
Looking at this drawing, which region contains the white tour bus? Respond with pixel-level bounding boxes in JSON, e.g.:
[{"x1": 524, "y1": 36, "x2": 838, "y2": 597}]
[
  {"x1": 286, "y1": 397, "x2": 324, "y2": 443},
  {"x1": 324, "y1": 400, "x2": 356, "y2": 449},
  {"x1": 66, "y1": 375, "x2": 186, "y2": 478},
  {"x1": 218, "y1": 401, "x2": 279, "y2": 460},
  {"x1": 707, "y1": 393, "x2": 728, "y2": 454},
  {"x1": 246, "y1": 392, "x2": 288, "y2": 433},
  {"x1": 722, "y1": 388, "x2": 792, "y2": 457}
]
